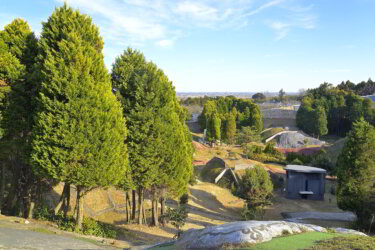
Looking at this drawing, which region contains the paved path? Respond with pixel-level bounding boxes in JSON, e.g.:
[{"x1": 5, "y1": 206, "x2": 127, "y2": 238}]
[
  {"x1": 282, "y1": 211, "x2": 357, "y2": 222},
  {"x1": 0, "y1": 227, "x2": 106, "y2": 250}
]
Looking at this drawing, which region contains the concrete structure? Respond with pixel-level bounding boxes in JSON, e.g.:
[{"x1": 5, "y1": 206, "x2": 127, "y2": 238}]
[{"x1": 285, "y1": 165, "x2": 326, "y2": 200}]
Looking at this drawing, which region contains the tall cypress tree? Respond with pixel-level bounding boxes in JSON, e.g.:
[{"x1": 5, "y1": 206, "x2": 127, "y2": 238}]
[
  {"x1": 31, "y1": 5, "x2": 128, "y2": 230},
  {"x1": 112, "y1": 48, "x2": 192, "y2": 225},
  {"x1": 0, "y1": 19, "x2": 39, "y2": 218}
]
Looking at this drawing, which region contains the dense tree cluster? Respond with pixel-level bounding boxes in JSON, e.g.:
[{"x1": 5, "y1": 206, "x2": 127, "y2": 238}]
[
  {"x1": 297, "y1": 83, "x2": 375, "y2": 137},
  {"x1": 0, "y1": 4, "x2": 192, "y2": 230},
  {"x1": 199, "y1": 96, "x2": 263, "y2": 143},
  {"x1": 337, "y1": 79, "x2": 375, "y2": 96}
]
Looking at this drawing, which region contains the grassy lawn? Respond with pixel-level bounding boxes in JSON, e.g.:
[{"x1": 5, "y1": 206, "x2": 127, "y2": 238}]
[
  {"x1": 308, "y1": 235, "x2": 375, "y2": 250},
  {"x1": 245, "y1": 232, "x2": 336, "y2": 250}
]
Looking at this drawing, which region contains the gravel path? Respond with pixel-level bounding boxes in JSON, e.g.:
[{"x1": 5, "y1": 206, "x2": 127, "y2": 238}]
[
  {"x1": 0, "y1": 227, "x2": 106, "y2": 250},
  {"x1": 282, "y1": 211, "x2": 357, "y2": 222}
]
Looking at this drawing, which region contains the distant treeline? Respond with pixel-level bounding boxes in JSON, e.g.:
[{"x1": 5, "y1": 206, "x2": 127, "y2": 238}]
[
  {"x1": 297, "y1": 82, "x2": 375, "y2": 137},
  {"x1": 198, "y1": 96, "x2": 263, "y2": 143},
  {"x1": 337, "y1": 78, "x2": 375, "y2": 96}
]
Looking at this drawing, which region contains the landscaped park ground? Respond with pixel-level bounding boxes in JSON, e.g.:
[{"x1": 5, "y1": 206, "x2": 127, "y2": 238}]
[{"x1": 0, "y1": 119, "x2": 363, "y2": 249}]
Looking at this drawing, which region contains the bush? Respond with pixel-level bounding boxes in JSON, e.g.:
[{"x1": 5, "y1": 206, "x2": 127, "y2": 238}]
[
  {"x1": 33, "y1": 205, "x2": 52, "y2": 221},
  {"x1": 162, "y1": 206, "x2": 188, "y2": 238},
  {"x1": 82, "y1": 217, "x2": 117, "y2": 239},
  {"x1": 240, "y1": 166, "x2": 273, "y2": 218},
  {"x1": 241, "y1": 204, "x2": 266, "y2": 220},
  {"x1": 286, "y1": 152, "x2": 312, "y2": 165}
]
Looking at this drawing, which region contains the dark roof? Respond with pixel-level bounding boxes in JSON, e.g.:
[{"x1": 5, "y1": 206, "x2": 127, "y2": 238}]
[{"x1": 285, "y1": 165, "x2": 326, "y2": 174}]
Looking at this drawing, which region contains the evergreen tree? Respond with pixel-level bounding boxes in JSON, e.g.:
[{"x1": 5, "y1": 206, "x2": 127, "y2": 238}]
[
  {"x1": 31, "y1": 5, "x2": 128, "y2": 230},
  {"x1": 226, "y1": 111, "x2": 236, "y2": 144},
  {"x1": 112, "y1": 48, "x2": 192, "y2": 225},
  {"x1": 336, "y1": 119, "x2": 375, "y2": 229},
  {"x1": 0, "y1": 19, "x2": 39, "y2": 218},
  {"x1": 312, "y1": 106, "x2": 328, "y2": 138},
  {"x1": 212, "y1": 113, "x2": 221, "y2": 141}
]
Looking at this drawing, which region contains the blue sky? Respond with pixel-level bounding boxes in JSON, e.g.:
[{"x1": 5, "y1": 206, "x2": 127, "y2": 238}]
[{"x1": 1, "y1": 0, "x2": 375, "y2": 92}]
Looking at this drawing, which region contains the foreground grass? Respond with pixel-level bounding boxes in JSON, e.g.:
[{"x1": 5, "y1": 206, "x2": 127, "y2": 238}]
[
  {"x1": 308, "y1": 235, "x2": 375, "y2": 250},
  {"x1": 245, "y1": 232, "x2": 336, "y2": 250}
]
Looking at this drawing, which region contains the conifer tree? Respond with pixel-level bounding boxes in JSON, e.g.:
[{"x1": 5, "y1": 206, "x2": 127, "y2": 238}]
[
  {"x1": 31, "y1": 5, "x2": 128, "y2": 230},
  {"x1": 336, "y1": 119, "x2": 375, "y2": 229},
  {"x1": 227, "y1": 111, "x2": 236, "y2": 144},
  {"x1": 112, "y1": 48, "x2": 192, "y2": 225},
  {"x1": 0, "y1": 19, "x2": 39, "y2": 218}
]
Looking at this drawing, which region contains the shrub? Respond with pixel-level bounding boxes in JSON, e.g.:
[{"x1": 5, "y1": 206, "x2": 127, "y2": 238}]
[
  {"x1": 82, "y1": 217, "x2": 117, "y2": 239},
  {"x1": 162, "y1": 206, "x2": 188, "y2": 238},
  {"x1": 240, "y1": 166, "x2": 273, "y2": 219},
  {"x1": 33, "y1": 205, "x2": 52, "y2": 221}
]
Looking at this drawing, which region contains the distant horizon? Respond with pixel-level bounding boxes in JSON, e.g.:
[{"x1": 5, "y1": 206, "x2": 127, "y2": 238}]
[{"x1": 1, "y1": 0, "x2": 374, "y2": 92}]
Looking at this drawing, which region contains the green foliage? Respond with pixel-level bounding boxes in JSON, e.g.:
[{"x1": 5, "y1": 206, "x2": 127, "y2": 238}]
[
  {"x1": 31, "y1": 5, "x2": 128, "y2": 192},
  {"x1": 241, "y1": 203, "x2": 266, "y2": 220},
  {"x1": 252, "y1": 92, "x2": 266, "y2": 102},
  {"x1": 336, "y1": 119, "x2": 375, "y2": 229},
  {"x1": 240, "y1": 166, "x2": 273, "y2": 215},
  {"x1": 244, "y1": 144, "x2": 285, "y2": 164},
  {"x1": 162, "y1": 206, "x2": 188, "y2": 234},
  {"x1": 200, "y1": 96, "x2": 263, "y2": 141},
  {"x1": 337, "y1": 78, "x2": 375, "y2": 96},
  {"x1": 33, "y1": 207, "x2": 117, "y2": 238},
  {"x1": 297, "y1": 83, "x2": 375, "y2": 136},
  {"x1": 82, "y1": 217, "x2": 117, "y2": 239},
  {"x1": 237, "y1": 126, "x2": 261, "y2": 144},
  {"x1": 112, "y1": 47, "x2": 193, "y2": 199}
]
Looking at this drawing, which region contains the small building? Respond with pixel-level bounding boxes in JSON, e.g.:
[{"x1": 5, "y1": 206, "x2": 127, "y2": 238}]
[{"x1": 285, "y1": 165, "x2": 326, "y2": 200}]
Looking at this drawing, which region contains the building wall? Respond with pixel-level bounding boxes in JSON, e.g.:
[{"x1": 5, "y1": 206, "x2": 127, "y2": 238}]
[{"x1": 286, "y1": 171, "x2": 325, "y2": 200}]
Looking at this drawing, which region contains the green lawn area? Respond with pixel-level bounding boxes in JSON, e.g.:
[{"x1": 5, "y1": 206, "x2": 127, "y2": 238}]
[{"x1": 245, "y1": 232, "x2": 337, "y2": 250}]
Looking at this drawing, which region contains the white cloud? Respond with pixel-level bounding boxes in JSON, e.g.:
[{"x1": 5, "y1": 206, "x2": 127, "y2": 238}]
[
  {"x1": 266, "y1": 3, "x2": 317, "y2": 40},
  {"x1": 53, "y1": 0, "x2": 317, "y2": 45},
  {"x1": 156, "y1": 39, "x2": 174, "y2": 47}
]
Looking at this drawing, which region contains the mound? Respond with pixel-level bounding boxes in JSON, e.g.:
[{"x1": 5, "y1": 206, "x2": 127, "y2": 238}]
[
  {"x1": 275, "y1": 132, "x2": 325, "y2": 148},
  {"x1": 171, "y1": 220, "x2": 366, "y2": 249}
]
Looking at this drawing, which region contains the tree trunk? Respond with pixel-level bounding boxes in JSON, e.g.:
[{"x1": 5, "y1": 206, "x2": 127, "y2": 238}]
[
  {"x1": 151, "y1": 199, "x2": 158, "y2": 226},
  {"x1": 125, "y1": 191, "x2": 129, "y2": 223},
  {"x1": 160, "y1": 197, "x2": 165, "y2": 216},
  {"x1": 63, "y1": 183, "x2": 70, "y2": 218},
  {"x1": 160, "y1": 196, "x2": 165, "y2": 226},
  {"x1": 75, "y1": 186, "x2": 84, "y2": 231},
  {"x1": 0, "y1": 163, "x2": 5, "y2": 214},
  {"x1": 142, "y1": 199, "x2": 146, "y2": 225},
  {"x1": 27, "y1": 201, "x2": 35, "y2": 219},
  {"x1": 137, "y1": 187, "x2": 143, "y2": 225},
  {"x1": 54, "y1": 184, "x2": 68, "y2": 215},
  {"x1": 132, "y1": 190, "x2": 136, "y2": 220}
]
